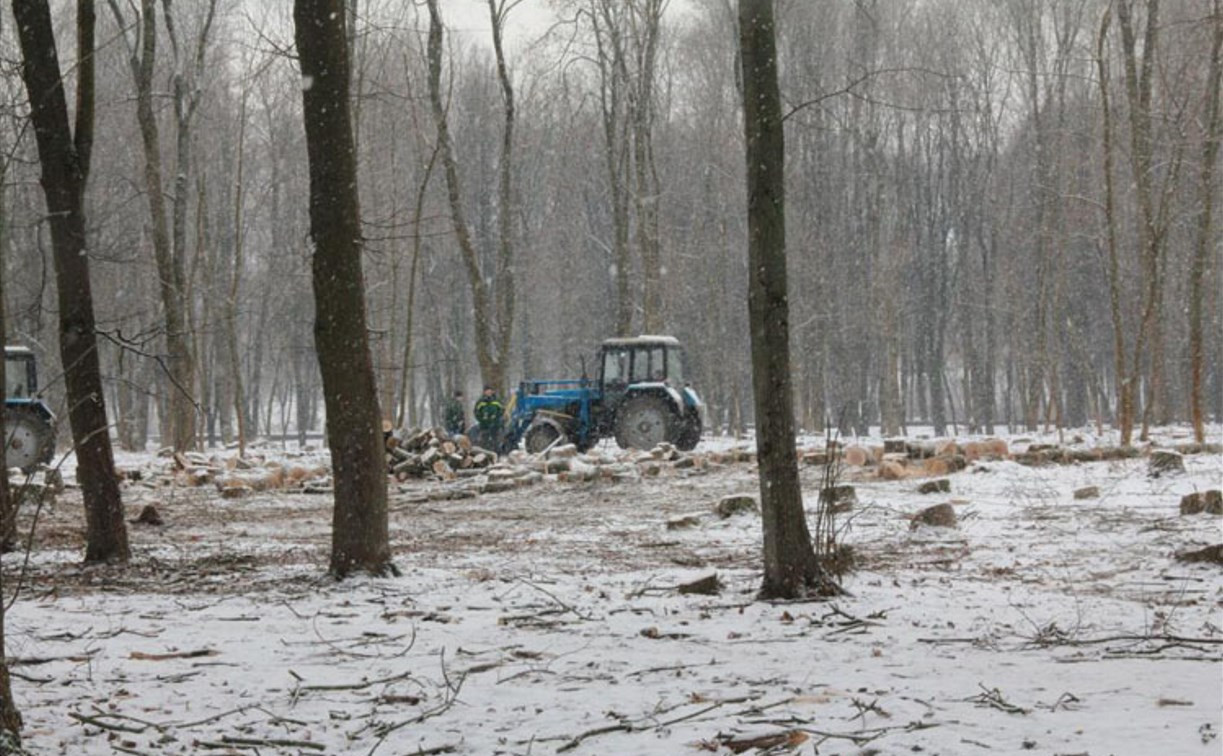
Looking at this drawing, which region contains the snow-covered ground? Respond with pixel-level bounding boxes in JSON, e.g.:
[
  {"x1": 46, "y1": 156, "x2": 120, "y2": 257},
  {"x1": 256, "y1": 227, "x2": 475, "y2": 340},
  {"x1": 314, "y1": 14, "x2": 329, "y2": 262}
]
[{"x1": 4, "y1": 427, "x2": 1221, "y2": 755}]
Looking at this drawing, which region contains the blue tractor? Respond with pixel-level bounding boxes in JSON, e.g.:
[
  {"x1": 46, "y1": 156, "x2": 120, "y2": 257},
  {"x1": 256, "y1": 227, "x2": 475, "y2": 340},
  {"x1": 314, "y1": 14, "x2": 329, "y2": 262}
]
[
  {"x1": 4, "y1": 346, "x2": 55, "y2": 471},
  {"x1": 505, "y1": 335, "x2": 704, "y2": 454}
]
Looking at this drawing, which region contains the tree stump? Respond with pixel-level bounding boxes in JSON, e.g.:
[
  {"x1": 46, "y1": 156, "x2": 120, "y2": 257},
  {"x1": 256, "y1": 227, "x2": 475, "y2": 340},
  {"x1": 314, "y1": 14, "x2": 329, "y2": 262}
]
[
  {"x1": 818, "y1": 485, "x2": 857, "y2": 513},
  {"x1": 1180, "y1": 490, "x2": 1222, "y2": 516},
  {"x1": 911, "y1": 502, "x2": 957, "y2": 529},
  {"x1": 1175, "y1": 544, "x2": 1223, "y2": 565},
  {"x1": 918, "y1": 479, "x2": 951, "y2": 495},
  {"x1": 1148, "y1": 450, "x2": 1185, "y2": 477},
  {"x1": 132, "y1": 504, "x2": 163, "y2": 526},
  {"x1": 715, "y1": 495, "x2": 757, "y2": 518}
]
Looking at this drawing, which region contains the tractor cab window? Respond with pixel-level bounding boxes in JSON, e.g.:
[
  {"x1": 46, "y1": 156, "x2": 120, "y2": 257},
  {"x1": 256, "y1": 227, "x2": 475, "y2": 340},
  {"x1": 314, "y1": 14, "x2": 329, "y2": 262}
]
[
  {"x1": 666, "y1": 347, "x2": 685, "y2": 384},
  {"x1": 631, "y1": 346, "x2": 666, "y2": 382},
  {"x1": 602, "y1": 348, "x2": 629, "y2": 388},
  {"x1": 5, "y1": 357, "x2": 31, "y2": 398}
]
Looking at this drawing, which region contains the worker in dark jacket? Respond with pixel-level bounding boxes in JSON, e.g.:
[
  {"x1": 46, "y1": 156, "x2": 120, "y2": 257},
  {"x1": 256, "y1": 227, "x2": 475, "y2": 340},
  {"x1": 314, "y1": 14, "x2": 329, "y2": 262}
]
[
  {"x1": 473, "y1": 387, "x2": 504, "y2": 450},
  {"x1": 444, "y1": 390, "x2": 465, "y2": 436}
]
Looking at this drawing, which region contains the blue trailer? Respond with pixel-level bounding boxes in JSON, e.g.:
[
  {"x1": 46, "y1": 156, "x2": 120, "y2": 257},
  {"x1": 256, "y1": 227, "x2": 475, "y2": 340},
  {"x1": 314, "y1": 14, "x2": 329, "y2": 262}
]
[{"x1": 504, "y1": 336, "x2": 704, "y2": 454}]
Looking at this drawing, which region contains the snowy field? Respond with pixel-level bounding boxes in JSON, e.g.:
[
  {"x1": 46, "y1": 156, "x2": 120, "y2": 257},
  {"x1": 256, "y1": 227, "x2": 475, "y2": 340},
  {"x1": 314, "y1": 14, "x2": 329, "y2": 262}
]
[{"x1": 3, "y1": 427, "x2": 1221, "y2": 755}]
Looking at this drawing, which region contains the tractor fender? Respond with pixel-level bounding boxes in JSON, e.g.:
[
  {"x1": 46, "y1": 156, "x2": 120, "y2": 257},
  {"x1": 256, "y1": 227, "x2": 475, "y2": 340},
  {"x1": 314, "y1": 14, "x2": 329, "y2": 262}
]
[
  {"x1": 6, "y1": 398, "x2": 55, "y2": 423},
  {"x1": 626, "y1": 383, "x2": 685, "y2": 415},
  {"x1": 526, "y1": 414, "x2": 567, "y2": 436}
]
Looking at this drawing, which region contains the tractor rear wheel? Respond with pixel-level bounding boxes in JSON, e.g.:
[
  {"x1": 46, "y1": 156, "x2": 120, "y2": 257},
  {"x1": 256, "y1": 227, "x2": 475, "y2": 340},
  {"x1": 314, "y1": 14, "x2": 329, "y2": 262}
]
[
  {"x1": 614, "y1": 396, "x2": 674, "y2": 450},
  {"x1": 523, "y1": 420, "x2": 565, "y2": 455},
  {"x1": 4, "y1": 408, "x2": 54, "y2": 472}
]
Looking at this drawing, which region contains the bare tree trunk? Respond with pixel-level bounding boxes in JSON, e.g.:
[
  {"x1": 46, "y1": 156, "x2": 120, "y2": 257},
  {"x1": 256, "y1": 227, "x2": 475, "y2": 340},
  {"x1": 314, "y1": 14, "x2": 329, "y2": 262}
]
[
  {"x1": 1190, "y1": 1, "x2": 1223, "y2": 443},
  {"x1": 739, "y1": 0, "x2": 837, "y2": 600},
  {"x1": 1116, "y1": 0, "x2": 1162, "y2": 445},
  {"x1": 632, "y1": 0, "x2": 664, "y2": 333},
  {"x1": 0, "y1": 130, "x2": 21, "y2": 739},
  {"x1": 593, "y1": 1, "x2": 636, "y2": 336},
  {"x1": 396, "y1": 144, "x2": 438, "y2": 430},
  {"x1": 107, "y1": 0, "x2": 197, "y2": 452},
  {"x1": 488, "y1": 0, "x2": 518, "y2": 386},
  {"x1": 1096, "y1": 7, "x2": 1132, "y2": 444},
  {"x1": 228, "y1": 85, "x2": 249, "y2": 457},
  {"x1": 424, "y1": 0, "x2": 514, "y2": 395},
  {"x1": 294, "y1": 0, "x2": 391, "y2": 577},
  {"x1": 14, "y1": 0, "x2": 129, "y2": 563}
]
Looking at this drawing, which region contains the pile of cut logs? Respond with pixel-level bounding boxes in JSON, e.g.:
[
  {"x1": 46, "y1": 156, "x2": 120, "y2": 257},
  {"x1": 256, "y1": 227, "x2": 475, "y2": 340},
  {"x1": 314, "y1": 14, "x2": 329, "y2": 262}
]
[
  {"x1": 118, "y1": 451, "x2": 335, "y2": 497},
  {"x1": 386, "y1": 428, "x2": 498, "y2": 482}
]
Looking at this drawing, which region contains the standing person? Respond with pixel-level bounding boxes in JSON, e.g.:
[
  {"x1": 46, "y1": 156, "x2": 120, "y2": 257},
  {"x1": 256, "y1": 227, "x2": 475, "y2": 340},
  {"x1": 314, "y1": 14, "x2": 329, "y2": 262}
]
[
  {"x1": 444, "y1": 390, "x2": 465, "y2": 437},
  {"x1": 473, "y1": 386, "x2": 504, "y2": 450}
]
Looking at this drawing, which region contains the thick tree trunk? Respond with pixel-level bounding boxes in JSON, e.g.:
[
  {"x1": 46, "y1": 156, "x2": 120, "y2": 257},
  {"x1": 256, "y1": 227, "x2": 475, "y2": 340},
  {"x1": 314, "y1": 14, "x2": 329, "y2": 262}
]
[
  {"x1": 739, "y1": 0, "x2": 837, "y2": 600},
  {"x1": 294, "y1": 0, "x2": 391, "y2": 578},
  {"x1": 14, "y1": 0, "x2": 129, "y2": 563}
]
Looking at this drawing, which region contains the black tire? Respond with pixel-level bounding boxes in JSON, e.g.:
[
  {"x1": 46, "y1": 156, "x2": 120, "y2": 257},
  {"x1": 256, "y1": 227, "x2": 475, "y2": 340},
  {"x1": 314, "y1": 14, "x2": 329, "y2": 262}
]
[
  {"x1": 614, "y1": 395, "x2": 676, "y2": 450},
  {"x1": 4, "y1": 408, "x2": 54, "y2": 472},
  {"x1": 523, "y1": 420, "x2": 564, "y2": 455},
  {"x1": 674, "y1": 410, "x2": 702, "y2": 451}
]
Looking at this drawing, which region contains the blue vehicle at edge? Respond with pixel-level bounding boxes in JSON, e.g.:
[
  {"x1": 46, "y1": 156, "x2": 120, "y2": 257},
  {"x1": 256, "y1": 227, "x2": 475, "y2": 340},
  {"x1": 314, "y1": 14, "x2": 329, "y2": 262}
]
[
  {"x1": 504, "y1": 336, "x2": 704, "y2": 454},
  {"x1": 4, "y1": 346, "x2": 56, "y2": 471}
]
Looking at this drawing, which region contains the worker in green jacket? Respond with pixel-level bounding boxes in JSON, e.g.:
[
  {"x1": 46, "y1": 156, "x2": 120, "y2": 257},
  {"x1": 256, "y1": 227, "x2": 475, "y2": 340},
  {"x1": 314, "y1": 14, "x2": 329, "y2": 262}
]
[
  {"x1": 473, "y1": 386, "x2": 504, "y2": 450},
  {"x1": 444, "y1": 390, "x2": 465, "y2": 437}
]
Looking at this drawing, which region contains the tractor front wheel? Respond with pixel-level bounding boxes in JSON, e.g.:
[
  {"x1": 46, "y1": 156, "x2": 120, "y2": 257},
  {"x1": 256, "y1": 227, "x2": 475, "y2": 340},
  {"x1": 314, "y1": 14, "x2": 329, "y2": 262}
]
[
  {"x1": 614, "y1": 396, "x2": 674, "y2": 450},
  {"x1": 523, "y1": 420, "x2": 565, "y2": 455}
]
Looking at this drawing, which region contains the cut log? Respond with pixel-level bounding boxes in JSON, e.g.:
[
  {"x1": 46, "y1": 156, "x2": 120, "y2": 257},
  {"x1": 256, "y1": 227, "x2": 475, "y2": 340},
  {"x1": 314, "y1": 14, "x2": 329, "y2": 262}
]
[
  {"x1": 878, "y1": 460, "x2": 907, "y2": 480},
  {"x1": 431, "y1": 460, "x2": 455, "y2": 481},
  {"x1": 843, "y1": 446, "x2": 871, "y2": 467}
]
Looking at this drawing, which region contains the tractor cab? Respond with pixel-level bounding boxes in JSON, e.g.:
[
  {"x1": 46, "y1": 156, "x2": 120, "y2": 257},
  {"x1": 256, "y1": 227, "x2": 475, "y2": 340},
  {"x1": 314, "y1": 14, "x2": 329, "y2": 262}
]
[
  {"x1": 599, "y1": 336, "x2": 685, "y2": 392},
  {"x1": 4, "y1": 346, "x2": 55, "y2": 471},
  {"x1": 595, "y1": 336, "x2": 702, "y2": 450}
]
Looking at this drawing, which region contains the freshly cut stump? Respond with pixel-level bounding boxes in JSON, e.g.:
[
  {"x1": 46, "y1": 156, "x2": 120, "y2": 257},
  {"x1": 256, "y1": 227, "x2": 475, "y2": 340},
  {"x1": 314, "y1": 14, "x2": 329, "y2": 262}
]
[
  {"x1": 1180, "y1": 490, "x2": 1222, "y2": 516},
  {"x1": 1148, "y1": 450, "x2": 1185, "y2": 477},
  {"x1": 911, "y1": 502, "x2": 957, "y2": 530}
]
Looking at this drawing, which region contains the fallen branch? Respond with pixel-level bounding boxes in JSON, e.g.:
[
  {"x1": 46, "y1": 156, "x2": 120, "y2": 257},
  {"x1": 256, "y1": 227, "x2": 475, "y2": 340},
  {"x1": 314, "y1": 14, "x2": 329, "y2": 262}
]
[
  {"x1": 554, "y1": 695, "x2": 761, "y2": 752},
  {"x1": 300, "y1": 670, "x2": 416, "y2": 692},
  {"x1": 130, "y1": 649, "x2": 218, "y2": 661},
  {"x1": 68, "y1": 711, "x2": 147, "y2": 734},
  {"x1": 967, "y1": 684, "x2": 1029, "y2": 715},
  {"x1": 198, "y1": 735, "x2": 325, "y2": 751}
]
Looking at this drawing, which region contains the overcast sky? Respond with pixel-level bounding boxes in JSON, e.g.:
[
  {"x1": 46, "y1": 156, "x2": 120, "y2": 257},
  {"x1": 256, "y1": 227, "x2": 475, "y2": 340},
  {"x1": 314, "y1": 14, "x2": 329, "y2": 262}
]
[{"x1": 433, "y1": 0, "x2": 564, "y2": 52}]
